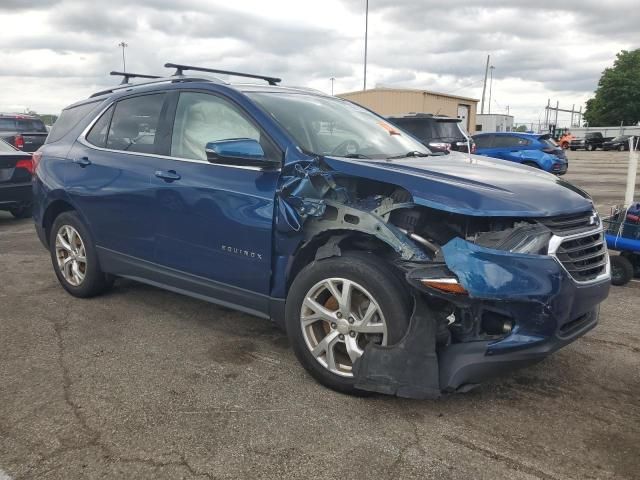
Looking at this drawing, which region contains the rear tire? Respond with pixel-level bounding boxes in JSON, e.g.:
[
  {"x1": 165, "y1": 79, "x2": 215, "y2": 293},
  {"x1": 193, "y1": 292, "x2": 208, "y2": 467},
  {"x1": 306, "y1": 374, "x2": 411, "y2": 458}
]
[
  {"x1": 285, "y1": 252, "x2": 411, "y2": 395},
  {"x1": 49, "y1": 211, "x2": 113, "y2": 298},
  {"x1": 610, "y1": 255, "x2": 634, "y2": 286},
  {"x1": 586, "y1": 144, "x2": 594, "y2": 151},
  {"x1": 9, "y1": 204, "x2": 32, "y2": 219},
  {"x1": 618, "y1": 144, "x2": 625, "y2": 152}
]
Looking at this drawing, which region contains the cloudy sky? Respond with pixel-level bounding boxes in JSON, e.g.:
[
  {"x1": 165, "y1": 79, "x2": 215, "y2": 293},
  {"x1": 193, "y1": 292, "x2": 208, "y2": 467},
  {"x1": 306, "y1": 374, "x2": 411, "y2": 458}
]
[{"x1": 1, "y1": 0, "x2": 638, "y2": 127}]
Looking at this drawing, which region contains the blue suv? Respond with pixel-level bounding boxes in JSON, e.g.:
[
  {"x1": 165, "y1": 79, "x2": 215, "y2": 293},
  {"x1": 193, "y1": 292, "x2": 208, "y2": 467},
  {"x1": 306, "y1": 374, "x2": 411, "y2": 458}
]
[
  {"x1": 473, "y1": 132, "x2": 568, "y2": 175},
  {"x1": 33, "y1": 64, "x2": 610, "y2": 398}
]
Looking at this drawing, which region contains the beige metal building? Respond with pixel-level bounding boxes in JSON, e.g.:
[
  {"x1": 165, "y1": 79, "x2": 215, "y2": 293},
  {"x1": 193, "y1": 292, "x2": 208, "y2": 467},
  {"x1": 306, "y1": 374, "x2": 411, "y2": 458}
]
[{"x1": 338, "y1": 88, "x2": 479, "y2": 133}]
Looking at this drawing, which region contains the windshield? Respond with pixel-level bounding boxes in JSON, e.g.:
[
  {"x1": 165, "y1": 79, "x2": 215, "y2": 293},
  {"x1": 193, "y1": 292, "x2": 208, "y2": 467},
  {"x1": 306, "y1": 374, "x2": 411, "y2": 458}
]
[
  {"x1": 612, "y1": 136, "x2": 629, "y2": 142},
  {"x1": 247, "y1": 92, "x2": 431, "y2": 159}
]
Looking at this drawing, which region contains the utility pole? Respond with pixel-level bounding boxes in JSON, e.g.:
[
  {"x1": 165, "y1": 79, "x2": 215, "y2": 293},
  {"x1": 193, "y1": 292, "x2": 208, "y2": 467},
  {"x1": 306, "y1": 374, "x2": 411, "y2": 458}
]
[
  {"x1": 363, "y1": 0, "x2": 369, "y2": 90},
  {"x1": 480, "y1": 55, "x2": 490, "y2": 115},
  {"x1": 330, "y1": 77, "x2": 335, "y2": 96},
  {"x1": 506, "y1": 105, "x2": 510, "y2": 116},
  {"x1": 488, "y1": 65, "x2": 495, "y2": 114},
  {"x1": 118, "y1": 41, "x2": 128, "y2": 73}
]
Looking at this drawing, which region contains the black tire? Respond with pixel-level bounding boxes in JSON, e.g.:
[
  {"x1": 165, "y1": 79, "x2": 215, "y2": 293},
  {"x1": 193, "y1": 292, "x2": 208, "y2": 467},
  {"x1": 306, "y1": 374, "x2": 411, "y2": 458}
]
[
  {"x1": 522, "y1": 161, "x2": 540, "y2": 169},
  {"x1": 610, "y1": 255, "x2": 634, "y2": 286},
  {"x1": 617, "y1": 144, "x2": 625, "y2": 152},
  {"x1": 620, "y1": 252, "x2": 640, "y2": 278},
  {"x1": 49, "y1": 211, "x2": 113, "y2": 298},
  {"x1": 570, "y1": 147, "x2": 577, "y2": 151},
  {"x1": 9, "y1": 203, "x2": 32, "y2": 219},
  {"x1": 285, "y1": 252, "x2": 411, "y2": 395},
  {"x1": 586, "y1": 144, "x2": 594, "y2": 151}
]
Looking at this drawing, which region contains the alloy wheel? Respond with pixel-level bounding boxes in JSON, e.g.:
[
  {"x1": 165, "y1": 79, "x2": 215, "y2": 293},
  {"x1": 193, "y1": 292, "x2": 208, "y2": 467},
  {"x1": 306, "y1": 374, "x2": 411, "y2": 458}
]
[
  {"x1": 55, "y1": 225, "x2": 87, "y2": 286},
  {"x1": 300, "y1": 278, "x2": 387, "y2": 377}
]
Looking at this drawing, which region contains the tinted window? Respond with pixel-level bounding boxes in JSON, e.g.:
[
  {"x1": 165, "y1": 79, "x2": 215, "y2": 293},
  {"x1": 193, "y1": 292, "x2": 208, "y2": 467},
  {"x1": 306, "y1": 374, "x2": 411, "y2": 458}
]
[
  {"x1": 86, "y1": 106, "x2": 115, "y2": 148},
  {"x1": 473, "y1": 135, "x2": 493, "y2": 149},
  {"x1": 612, "y1": 136, "x2": 629, "y2": 142},
  {"x1": 106, "y1": 94, "x2": 165, "y2": 153},
  {"x1": 16, "y1": 119, "x2": 47, "y2": 132},
  {"x1": 171, "y1": 92, "x2": 262, "y2": 161},
  {"x1": 493, "y1": 136, "x2": 530, "y2": 148},
  {"x1": 0, "y1": 118, "x2": 16, "y2": 130},
  {"x1": 47, "y1": 101, "x2": 100, "y2": 144},
  {"x1": 391, "y1": 118, "x2": 464, "y2": 142}
]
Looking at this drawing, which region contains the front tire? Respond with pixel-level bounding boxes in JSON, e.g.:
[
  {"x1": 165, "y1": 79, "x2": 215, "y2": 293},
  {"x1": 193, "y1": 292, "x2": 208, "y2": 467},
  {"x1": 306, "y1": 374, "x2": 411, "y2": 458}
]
[
  {"x1": 586, "y1": 144, "x2": 594, "y2": 151},
  {"x1": 50, "y1": 211, "x2": 112, "y2": 298},
  {"x1": 285, "y1": 252, "x2": 410, "y2": 395},
  {"x1": 610, "y1": 255, "x2": 634, "y2": 286},
  {"x1": 9, "y1": 203, "x2": 32, "y2": 219}
]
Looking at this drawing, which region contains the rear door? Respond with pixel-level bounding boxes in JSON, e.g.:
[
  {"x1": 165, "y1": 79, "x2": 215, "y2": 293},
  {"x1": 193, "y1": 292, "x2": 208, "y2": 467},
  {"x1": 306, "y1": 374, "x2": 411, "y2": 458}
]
[
  {"x1": 491, "y1": 135, "x2": 531, "y2": 162},
  {"x1": 66, "y1": 92, "x2": 169, "y2": 263}
]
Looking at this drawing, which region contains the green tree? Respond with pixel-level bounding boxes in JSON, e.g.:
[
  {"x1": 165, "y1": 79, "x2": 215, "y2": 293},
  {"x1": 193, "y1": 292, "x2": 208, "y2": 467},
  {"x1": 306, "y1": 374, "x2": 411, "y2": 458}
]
[
  {"x1": 514, "y1": 124, "x2": 528, "y2": 132},
  {"x1": 584, "y1": 49, "x2": 640, "y2": 127}
]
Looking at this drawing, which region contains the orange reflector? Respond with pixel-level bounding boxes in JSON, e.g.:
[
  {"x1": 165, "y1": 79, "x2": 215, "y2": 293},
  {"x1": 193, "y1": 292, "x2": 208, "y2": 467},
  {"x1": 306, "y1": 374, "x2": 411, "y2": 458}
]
[{"x1": 421, "y1": 279, "x2": 468, "y2": 295}]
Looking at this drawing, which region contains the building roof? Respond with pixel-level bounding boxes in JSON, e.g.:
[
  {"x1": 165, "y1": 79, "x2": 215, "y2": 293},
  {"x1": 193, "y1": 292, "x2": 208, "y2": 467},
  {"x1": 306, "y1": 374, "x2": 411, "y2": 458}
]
[{"x1": 338, "y1": 87, "x2": 479, "y2": 104}]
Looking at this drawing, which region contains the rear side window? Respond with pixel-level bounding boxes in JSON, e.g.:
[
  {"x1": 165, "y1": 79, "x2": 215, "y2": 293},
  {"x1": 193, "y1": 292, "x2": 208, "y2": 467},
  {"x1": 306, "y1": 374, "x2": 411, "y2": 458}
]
[
  {"x1": 474, "y1": 135, "x2": 493, "y2": 148},
  {"x1": 494, "y1": 136, "x2": 530, "y2": 148},
  {"x1": 86, "y1": 105, "x2": 115, "y2": 148},
  {"x1": 106, "y1": 94, "x2": 165, "y2": 154},
  {"x1": 47, "y1": 101, "x2": 100, "y2": 143}
]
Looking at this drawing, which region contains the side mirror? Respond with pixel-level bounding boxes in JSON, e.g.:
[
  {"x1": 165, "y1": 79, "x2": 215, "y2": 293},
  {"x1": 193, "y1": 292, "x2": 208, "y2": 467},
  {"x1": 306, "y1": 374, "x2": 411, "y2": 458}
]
[{"x1": 205, "y1": 138, "x2": 279, "y2": 169}]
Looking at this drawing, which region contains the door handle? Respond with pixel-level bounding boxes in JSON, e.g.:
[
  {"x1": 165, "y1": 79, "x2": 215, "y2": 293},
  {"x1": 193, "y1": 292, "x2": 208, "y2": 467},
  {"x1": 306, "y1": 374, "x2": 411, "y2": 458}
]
[
  {"x1": 73, "y1": 157, "x2": 91, "y2": 167},
  {"x1": 155, "y1": 170, "x2": 181, "y2": 182}
]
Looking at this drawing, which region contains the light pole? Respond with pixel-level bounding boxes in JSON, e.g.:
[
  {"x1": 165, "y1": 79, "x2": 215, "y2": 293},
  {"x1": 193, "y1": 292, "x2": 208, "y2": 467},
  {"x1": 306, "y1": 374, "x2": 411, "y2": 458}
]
[
  {"x1": 118, "y1": 41, "x2": 128, "y2": 73},
  {"x1": 330, "y1": 77, "x2": 336, "y2": 96},
  {"x1": 363, "y1": 0, "x2": 369, "y2": 90},
  {"x1": 488, "y1": 65, "x2": 495, "y2": 114}
]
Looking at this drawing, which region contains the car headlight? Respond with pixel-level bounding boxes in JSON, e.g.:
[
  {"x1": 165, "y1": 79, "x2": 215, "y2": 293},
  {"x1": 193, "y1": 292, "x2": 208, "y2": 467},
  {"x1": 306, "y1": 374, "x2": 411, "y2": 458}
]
[{"x1": 473, "y1": 224, "x2": 552, "y2": 255}]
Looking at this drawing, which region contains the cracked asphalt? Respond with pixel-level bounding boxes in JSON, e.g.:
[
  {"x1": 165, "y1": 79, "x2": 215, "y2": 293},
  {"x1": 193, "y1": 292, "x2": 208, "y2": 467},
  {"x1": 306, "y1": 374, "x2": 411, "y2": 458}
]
[{"x1": 1, "y1": 151, "x2": 639, "y2": 479}]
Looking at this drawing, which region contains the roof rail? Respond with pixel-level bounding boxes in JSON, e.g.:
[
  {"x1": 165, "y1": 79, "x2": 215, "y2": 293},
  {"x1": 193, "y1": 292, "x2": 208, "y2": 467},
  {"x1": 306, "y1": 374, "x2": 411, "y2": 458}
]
[
  {"x1": 110, "y1": 71, "x2": 162, "y2": 85},
  {"x1": 165, "y1": 62, "x2": 281, "y2": 85}
]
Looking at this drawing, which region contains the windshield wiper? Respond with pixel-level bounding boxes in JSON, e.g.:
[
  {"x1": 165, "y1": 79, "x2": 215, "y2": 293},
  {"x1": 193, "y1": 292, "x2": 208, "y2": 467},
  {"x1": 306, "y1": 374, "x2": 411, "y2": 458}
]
[
  {"x1": 386, "y1": 151, "x2": 431, "y2": 160},
  {"x1": 341, "y1": 153, "x2": 372, "y2": 159}
]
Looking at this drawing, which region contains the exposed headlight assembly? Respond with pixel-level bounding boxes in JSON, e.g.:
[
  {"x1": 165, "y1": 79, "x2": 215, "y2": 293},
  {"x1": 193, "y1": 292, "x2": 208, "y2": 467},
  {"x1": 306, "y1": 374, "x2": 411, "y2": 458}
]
[{"x1": 473, "y1": 223, "x2": 552, "y2": 255}]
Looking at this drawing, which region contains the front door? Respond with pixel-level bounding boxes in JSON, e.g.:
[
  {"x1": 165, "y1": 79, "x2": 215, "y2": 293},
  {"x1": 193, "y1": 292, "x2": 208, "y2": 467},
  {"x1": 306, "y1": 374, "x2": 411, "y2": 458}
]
[{"x1": 152, "y1": 91, "x2": 281, "y2": 300}]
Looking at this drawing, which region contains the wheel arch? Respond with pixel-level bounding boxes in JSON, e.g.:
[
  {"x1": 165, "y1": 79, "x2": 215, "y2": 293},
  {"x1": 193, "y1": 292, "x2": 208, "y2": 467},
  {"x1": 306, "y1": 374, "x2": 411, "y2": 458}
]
[{"x1": 42, "y1": 199, "x2": 77, "y2": 247}]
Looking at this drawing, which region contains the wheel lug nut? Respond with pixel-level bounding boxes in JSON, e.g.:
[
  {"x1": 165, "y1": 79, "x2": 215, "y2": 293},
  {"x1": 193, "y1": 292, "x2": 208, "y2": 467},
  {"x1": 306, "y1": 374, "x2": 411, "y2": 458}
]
[
  {"x1": 348, "y1": 317, "x2": 354, "y2": 324},
  {"x1": 339, "y1": 334, "x2": 344, "y2": 340},
  {"x1": 349, "y1": 331, "x2": 356, "y2": 337},
  {"x1": 331, "y1": 323, "x2": 337, "y2": 329},
  {"x1": 336, "y1": 312, "x2": 342, "y2": 319}
]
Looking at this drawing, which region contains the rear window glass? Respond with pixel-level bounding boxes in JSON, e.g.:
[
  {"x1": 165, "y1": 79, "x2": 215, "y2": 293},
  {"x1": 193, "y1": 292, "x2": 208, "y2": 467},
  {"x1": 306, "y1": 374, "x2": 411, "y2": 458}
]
[
  {"x1": 47, "y1": 101, "x2": 100, "y2": 144},
  {"x1": 612, "y1": 136, "x2": 629, "y2": 142},
  {"x1": 16, "y1": 119, "x2": 47, "y2": 132},
  {"x1": 392, "y1": 118, "x2": 464, "y2": 141},
  {"x1": 0, "y1": 118, "x2": 16, "y2": 130},
  {"x1": 540, "y1": 138, "x2": 558, "y2": 148},
  {"x1": 494, "y1": 136, "x2": 530, "y2": 148}
]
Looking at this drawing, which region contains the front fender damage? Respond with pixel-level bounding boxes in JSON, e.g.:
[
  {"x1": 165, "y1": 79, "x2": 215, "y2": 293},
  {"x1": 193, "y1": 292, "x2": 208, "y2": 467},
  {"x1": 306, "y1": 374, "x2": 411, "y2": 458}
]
[{"x1": 352, "y1": 295, "x2": 441, "y2": 399}]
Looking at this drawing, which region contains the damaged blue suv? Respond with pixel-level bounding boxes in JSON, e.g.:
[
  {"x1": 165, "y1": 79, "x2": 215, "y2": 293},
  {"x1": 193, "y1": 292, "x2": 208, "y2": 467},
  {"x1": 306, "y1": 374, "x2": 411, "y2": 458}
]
[{"x1": 33, "y1": 65, "x2": 611, "y2": 398}]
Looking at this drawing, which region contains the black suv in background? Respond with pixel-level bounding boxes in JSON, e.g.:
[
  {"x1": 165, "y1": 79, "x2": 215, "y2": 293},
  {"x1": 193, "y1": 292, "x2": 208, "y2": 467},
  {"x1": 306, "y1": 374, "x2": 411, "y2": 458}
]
[
  {"x1": 386, "y1": 113, "x2": 475, "y2": 154},
  {"x1": 569, "y1": 132, "x2": 613, "y2": 151},
  {"x1": 0, "y1": 113, "x2": 49, "y2": 153}
]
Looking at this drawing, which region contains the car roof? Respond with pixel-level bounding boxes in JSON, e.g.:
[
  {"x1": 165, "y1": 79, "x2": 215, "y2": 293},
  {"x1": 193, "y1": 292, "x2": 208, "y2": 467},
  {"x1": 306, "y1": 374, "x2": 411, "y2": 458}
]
[
  {"x1": 0, "y1": 113, "x2": 40, "y2": 119},
  {"x1": 474, "y1": 132, "x2": 542, "y2": 138}
]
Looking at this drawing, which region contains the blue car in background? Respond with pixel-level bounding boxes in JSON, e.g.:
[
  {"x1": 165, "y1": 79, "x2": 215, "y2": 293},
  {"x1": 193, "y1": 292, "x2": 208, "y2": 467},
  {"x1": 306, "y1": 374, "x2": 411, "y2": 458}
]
[{"x1": 473, "y1": 132, "x2": 568, "y2": 175}]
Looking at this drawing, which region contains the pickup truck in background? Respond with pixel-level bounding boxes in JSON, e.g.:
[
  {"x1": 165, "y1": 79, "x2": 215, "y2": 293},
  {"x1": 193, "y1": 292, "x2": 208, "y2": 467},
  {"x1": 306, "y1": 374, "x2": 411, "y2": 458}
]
[
  {"x1": 570, "y1": 132, "x2": 614, "y2": 151},
  {"x1": 0, "y1": 113, "x2": 49, "y2": 153}
]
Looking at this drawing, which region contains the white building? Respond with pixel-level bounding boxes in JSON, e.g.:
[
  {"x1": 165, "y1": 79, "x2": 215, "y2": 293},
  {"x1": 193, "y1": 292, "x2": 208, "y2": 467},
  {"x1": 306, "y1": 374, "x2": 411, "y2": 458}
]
[{"x1": 475, "y1": 114, "x2": 514, "y2": 133}]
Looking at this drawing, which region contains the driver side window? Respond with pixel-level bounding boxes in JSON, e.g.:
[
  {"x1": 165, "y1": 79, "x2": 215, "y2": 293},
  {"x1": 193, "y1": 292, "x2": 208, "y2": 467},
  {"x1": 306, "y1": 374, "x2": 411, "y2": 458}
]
[{"x1": 171, "y1": 92, "x2": 263, "y2": 161}]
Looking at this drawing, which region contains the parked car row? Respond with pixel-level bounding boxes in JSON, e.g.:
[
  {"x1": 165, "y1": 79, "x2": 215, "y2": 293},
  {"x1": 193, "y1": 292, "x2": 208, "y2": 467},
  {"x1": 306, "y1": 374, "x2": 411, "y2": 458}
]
[
  {"x1": 0, "y1": 113, "x2": 48, "y2": 153},
  {"x1": 0, "y1": 138, "x2": 34, "y2": 218}
]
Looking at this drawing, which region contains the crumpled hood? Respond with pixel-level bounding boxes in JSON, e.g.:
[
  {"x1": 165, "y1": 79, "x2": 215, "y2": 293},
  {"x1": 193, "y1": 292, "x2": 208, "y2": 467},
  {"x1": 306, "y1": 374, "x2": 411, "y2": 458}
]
[{"x1": 322, "y1": 152, "x2": 593, "y2": 217}]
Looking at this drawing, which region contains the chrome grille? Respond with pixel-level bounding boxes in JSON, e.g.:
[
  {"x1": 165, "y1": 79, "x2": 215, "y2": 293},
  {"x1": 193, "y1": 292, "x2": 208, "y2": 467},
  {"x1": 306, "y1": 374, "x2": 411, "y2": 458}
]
[
  {"x1": 554, "y1": 231, "x2": 607, "y2": 282},
  {"x1": 538, "y1": 210, "x2": 597, "y2": 236}
]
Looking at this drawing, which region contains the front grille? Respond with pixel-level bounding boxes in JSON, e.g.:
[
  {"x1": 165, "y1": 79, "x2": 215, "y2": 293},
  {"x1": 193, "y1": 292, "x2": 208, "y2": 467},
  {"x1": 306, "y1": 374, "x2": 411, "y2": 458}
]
[
  {"x1": 538, "y1": 210, "x2": 596, "y2": 236},
  {"x1": 555, "y1": 232, "x2": 607, "y2": 282}
]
